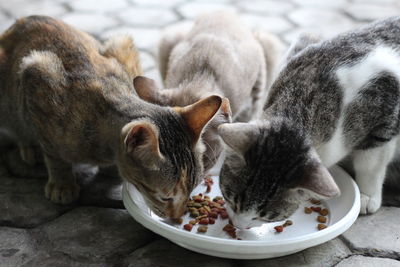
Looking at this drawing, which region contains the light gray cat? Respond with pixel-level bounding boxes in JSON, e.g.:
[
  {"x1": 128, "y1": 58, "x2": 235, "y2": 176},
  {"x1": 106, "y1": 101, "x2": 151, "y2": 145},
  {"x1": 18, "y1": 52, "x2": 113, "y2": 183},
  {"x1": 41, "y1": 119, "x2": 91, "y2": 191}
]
[
  {"x1": 134, "y1": 11, "x2": 284, "y2": 172},
  {"x1": 218, "y1": 17, "x2": 400, "y2": 228}
]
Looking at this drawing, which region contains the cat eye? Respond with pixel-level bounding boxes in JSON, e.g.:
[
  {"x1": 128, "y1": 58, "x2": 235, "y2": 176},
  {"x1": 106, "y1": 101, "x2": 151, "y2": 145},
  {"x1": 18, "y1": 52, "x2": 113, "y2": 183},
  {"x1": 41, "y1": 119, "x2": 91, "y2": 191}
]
[{"x1": 161, "y1": 197, "x2": 173, "y2": 202}]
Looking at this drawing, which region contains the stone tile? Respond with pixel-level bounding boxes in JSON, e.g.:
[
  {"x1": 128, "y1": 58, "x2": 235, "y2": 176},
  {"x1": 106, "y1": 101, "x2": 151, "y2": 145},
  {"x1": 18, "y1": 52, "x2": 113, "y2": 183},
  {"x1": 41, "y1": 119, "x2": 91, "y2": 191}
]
[
  {"x1": 288, "y1": 8, "x2": 354, "y2": 28},
  {"x1": 284, "y1": 9, "x2": 360, "y2": 43},
  {"x1": 124, "y1": 239, "x2": 234, "y2": 267},
  {"x1": 177, "y1": 2, "x2": 237, "y2": 20},
  {"x1": 238, "y1": 0, "x2": 294, "y2": 15},
  {"x1": 61, "y1": 13, "x2": 119, "y2": 35},
  {"x1": 129, "y1": 0, "x2": 184, "y2": 8},
  {"x1": 240, "y1": 14, "x2": 292, "y2": 34},
  {"x1": 78, "y1": 165, "x2": 124, "y2": 209},
  {"x1": 0, "y1": 227, "x2": 38, "y2": 267},
  {"x1": 342, "y1": 207, "x2": 400, "y2": 258},
  {"x1": 336, "y1": 255, "x2": 400, "y2": 267},
  {"x1": 20, "y1": 252, "x2": 109, "y2": 267},
  {"x1": 242, "y1": 238, "x2": 351, "y2": 267},
  {"x1": 119, "y1": 7, "x2": 178, "y2": 27},
  {"x1": 36, "y1": 207, "x2": 157, "y2": 261},
  {"x1": 0, "y1": 171, "x2": 75, "y2": 228},
  {"x1": 68, "y1": 0, "x2": 129, "y2": 13},
  {"x1": 0, "y1": 0, "x2": 67, "y2": 18},
  {"x1": 102, "y1": 27, "x2": 160, "y2": 52},
  {"x1": 292, "y1": 0, "x2": 349, "y2": 8},
  {"x1": 352, "y1": 0, "x2": 400, "y2": 3},
  {"x1": 345, "y1": 4, "x2": 400, "y2": 21}
]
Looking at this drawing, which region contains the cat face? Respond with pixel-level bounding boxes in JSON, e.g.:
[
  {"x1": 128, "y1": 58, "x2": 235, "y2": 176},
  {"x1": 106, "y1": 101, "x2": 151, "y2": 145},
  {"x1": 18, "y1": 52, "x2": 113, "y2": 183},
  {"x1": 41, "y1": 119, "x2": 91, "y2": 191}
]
[
  {"x1": 117, "y1": 77, "x2": 223, "y2": 219},
  {"x1": 134, "y1": 77, "x2": 232, "y2": 173},
  {"x1": 218, "y1": 119, "x2": 340, "y2": 229}
]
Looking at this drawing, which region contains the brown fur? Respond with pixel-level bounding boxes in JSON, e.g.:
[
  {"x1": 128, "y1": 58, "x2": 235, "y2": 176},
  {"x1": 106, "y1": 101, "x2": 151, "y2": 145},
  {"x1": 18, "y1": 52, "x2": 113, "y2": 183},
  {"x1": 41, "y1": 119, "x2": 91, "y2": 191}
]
[{"x1": 0, "y1": 16, "x2": 222, "y2": 216}]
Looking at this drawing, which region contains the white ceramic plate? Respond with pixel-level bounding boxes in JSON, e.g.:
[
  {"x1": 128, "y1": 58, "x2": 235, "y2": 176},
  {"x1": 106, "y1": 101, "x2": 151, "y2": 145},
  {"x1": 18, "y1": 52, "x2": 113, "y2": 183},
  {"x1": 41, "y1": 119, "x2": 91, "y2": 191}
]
[{"x1": 122, "y1": 165, "x2": 360, "y2": 259}]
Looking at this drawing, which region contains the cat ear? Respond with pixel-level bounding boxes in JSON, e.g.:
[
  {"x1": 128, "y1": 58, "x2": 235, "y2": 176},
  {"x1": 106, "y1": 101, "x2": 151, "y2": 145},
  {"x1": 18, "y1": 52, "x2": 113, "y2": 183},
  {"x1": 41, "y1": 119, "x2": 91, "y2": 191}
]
[
  {"x1": 174, "y1": 95, "x2": 222, "y2": 142},
  {"x1": 121, "y1": 121, "x2": 163, "y2": 167},
  {"x1": 286, "y1": 33, "x2": 321, "y2": 61},
  {"x1": 297, "y1": 163, "x2": 340, "y2": 198},
  {"x1": 218, "y1": 123, "x2": 259, "y2": 154},
  {"x1": 19, "y1": 50, "x2": 67, "y2": 87},
  {"x1": 133, "y1": 76, "x2": 174, "y2": 105},
  {"x1": 101, "y1": 36, "x2": 143, "y2": 77}
]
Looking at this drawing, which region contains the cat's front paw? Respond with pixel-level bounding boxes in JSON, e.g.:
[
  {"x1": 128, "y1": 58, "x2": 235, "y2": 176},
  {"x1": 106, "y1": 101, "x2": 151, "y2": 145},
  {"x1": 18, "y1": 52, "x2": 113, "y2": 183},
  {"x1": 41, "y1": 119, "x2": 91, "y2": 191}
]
[
  {"x1": 360, "y1": 193, "x2": 381, "y2": 214},
  {"x1": 45, "y1": 181, "x2": 80, "y2": 204}
]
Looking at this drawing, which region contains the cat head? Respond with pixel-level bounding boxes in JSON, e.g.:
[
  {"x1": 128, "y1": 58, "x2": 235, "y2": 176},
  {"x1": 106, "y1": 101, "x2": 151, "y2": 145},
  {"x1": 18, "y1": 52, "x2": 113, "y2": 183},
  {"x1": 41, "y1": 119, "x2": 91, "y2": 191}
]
[
  {"x1": 218, "y1": 119, "x2": 340, "y2": 229},
  {"x1": 117, "y1": 77, "x2": 223, "y2": 219},
  {"x1": 133, "y1": 76, "x2": 232, "y2": 172}
]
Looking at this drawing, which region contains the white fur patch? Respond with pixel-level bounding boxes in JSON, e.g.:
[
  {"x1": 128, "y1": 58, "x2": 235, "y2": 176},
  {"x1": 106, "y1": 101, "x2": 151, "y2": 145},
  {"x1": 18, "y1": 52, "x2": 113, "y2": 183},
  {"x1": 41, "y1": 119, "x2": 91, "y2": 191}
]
[
  {"x1": 336, "y1": 46, "x2": 400, "y2": 105},
  {"x1": 318, "y1": 46, "x2": 400, "y2": 166}
]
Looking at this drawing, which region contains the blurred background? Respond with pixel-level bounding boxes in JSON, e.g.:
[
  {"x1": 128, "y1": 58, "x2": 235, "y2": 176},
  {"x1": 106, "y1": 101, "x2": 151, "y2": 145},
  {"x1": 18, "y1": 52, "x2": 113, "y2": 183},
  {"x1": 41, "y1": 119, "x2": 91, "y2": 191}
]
[{"x1": 1, "y1": 0, "x2": 399, "y2": 86}]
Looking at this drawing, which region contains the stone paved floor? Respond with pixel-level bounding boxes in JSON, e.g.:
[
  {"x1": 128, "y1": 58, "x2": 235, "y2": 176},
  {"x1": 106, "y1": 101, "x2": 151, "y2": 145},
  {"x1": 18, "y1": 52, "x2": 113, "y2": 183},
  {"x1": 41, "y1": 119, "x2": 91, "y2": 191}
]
[{"x1": 1, "y1": 0, "x2": 400, "y2": 266}]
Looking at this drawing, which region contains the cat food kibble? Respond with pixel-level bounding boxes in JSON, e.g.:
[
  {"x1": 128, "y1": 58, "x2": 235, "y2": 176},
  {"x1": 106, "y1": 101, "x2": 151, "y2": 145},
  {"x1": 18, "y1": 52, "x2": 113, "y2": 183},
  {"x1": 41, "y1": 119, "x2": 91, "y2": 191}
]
[
  {"x1": 181, "y1": 193, "x2": 232, "y2": 236},
  {"x1": 304, "y1": 207, "x2": 312, "y2": 214},
  {"x1": 317, "y1": 216, "x2": 327, "y2": 223},
  {"x1": 283, "y1": 220, "x2": 293, "y2": 227},
  {"x1": 317, "y1": 224, "x2": 327, "y2": 230},
  {"x1": 319, "y1": 208, "x2": 329, "y2": 216},
  {"x1": 198, "y1": 225, "x2": 208, "y2": 233},
  {"x1": 184, "y1": 224, "x2": 193, "y2": 231},
  {"x1": 274, "y1": 225, "x2": 284, "y2": 233},
  {"x1": 310, "y1": 206, "x2": 321, "y2": 212},
  {"x1": 310, "y1": 198, "x2": 321, "y2": 205}
]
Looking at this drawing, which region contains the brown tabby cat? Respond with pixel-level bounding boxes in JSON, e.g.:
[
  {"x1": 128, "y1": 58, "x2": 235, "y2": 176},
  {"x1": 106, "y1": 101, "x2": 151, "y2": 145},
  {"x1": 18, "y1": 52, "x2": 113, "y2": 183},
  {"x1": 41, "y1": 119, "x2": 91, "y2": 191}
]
[{"x1": 0, "y1": 16, "x2": 223, "y2": 218}]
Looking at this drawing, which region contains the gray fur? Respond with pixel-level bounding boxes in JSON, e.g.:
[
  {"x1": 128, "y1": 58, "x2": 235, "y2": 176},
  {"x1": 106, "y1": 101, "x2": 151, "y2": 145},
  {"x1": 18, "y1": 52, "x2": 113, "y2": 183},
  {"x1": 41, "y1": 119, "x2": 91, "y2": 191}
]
[{"x1": 219, "y1": 17, "x2": 400, "y2": 226}]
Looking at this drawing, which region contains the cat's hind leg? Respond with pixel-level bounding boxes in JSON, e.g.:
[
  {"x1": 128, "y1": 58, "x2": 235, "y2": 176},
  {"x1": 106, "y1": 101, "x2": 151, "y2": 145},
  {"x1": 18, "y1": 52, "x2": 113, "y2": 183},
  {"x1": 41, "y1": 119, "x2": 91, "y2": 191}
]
[
  {"x1": 352, "y1": 139, "x2": 397, "y2": 214},
  {"x1": 44, "y1": 154, "x2": 80, "y2": 204}
]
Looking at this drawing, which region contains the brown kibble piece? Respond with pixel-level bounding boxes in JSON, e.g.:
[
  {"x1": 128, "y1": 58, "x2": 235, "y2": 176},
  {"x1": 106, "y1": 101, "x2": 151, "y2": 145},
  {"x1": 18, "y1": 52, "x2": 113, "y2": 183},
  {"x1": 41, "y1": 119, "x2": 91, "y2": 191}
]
[
  {"x1": 319, "y1": 209, "x2": 329, "y2": 216},
  {"x1": 304, "y1": 207, "x2": 312, "y2": 214},
  {"x1": 317, "y1": 216, "x2": 327, "y2": 223},
  {"x1": 189, "y1": 220, "x2": 197, "y2": 225},
  {"x1": 317, "y1": 224, "x2": 327, "y2": 230},
  {"x1": 209, "y1": 212, "x2": 218, "y2": 218},
  {"x1": 283, "y1": 220, "x2": 293, "y2": 227},
  {"x1": 198, "y1": 225, "x2": 208, "y2": 233},
  {"x1": 223, "y1": 224, "x2": 235, "y2": 232},
  {"x1": 310, "y1": 198, "x2": 321, "y2": 205},
  {"x1": 199, "y1": 218, "x2": 209, "y2": 225},
  {"x1": 184, "y1": 224, "x2": 193, "y2": 231},
  {"x1": 311, "y1": 206, "x2": 321, "y2": 212},
  {"x1": 274, "y1": 225, "x2": 284, "y2": 233},
  {"x1": 220, "y1": 212, "x2": 229, "y2": 219},
  {"x1": 209, "y1": 218, "x2": 215, "y2": 224}
]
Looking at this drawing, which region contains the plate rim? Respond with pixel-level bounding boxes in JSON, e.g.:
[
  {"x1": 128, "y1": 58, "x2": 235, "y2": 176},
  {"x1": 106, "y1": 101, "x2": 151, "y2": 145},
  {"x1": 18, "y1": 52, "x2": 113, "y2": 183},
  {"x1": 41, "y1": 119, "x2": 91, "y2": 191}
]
[{"x1": 122, "y1": 165, "x2": 360, "y2": 256}]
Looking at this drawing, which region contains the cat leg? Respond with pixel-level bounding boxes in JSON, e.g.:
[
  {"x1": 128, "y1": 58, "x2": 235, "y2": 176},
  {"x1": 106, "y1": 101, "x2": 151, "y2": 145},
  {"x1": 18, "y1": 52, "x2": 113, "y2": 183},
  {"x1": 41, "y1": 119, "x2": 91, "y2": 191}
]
[
  {"x1": 44, "y1": 154, "x2": 80, "y2": 204},
  {"x1": 352, "y1": 139, "x2": 397, "y2": 214},
  {"x1": 158, "y1": 24, "x2": 190, "y2": 83}
]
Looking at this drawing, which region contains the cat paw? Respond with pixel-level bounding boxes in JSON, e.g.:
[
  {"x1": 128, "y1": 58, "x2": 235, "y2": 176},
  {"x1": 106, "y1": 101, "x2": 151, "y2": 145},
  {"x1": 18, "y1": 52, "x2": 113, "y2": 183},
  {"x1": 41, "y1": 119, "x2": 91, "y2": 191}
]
[
  {"x1": 45, "y1": 181, "x2": 80, "y2": 204},
  {"x1": 360, "y1": 193, "x2": 381, "y2": 214},
  {"x1": 19, "y1": 146, "x2": 37, "y2": 166}
]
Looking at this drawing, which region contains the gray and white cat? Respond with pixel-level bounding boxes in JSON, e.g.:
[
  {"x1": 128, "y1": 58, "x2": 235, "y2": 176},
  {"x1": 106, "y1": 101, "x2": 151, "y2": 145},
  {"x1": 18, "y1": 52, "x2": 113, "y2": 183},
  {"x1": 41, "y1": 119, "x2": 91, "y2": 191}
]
[
  {"x1": 134, "y1": 11, "x2": 284, "y2": 172},
  {"x1": 218, "y1": 17, "x2": 400, "y2": 228}
]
